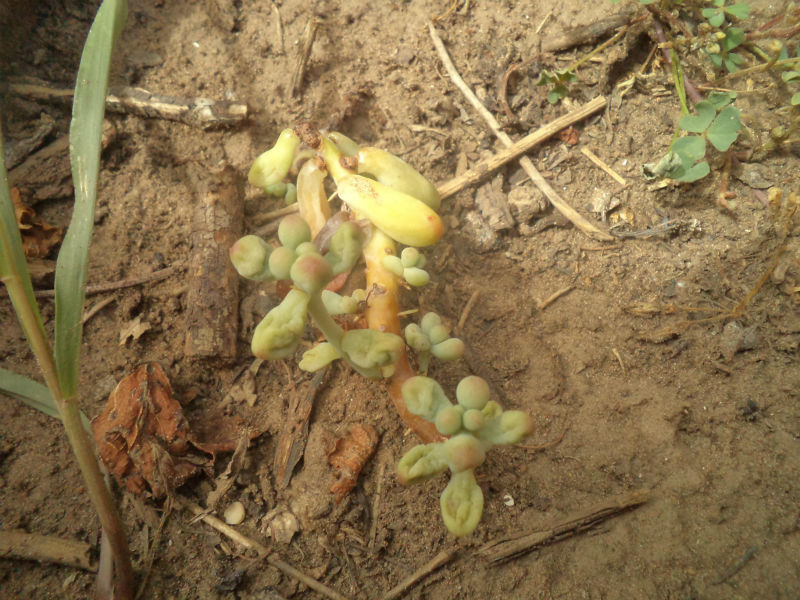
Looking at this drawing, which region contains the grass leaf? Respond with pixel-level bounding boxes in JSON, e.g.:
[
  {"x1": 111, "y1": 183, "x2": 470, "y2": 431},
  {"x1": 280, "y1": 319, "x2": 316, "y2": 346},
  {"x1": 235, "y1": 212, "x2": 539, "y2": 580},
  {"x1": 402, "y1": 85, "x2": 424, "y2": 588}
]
[
  {"x1": 0, "y1": 368, "x2": 93, "y2": 431},
  {"x1": 55, "y1": 0, "x2": 128, "y2": 398}
]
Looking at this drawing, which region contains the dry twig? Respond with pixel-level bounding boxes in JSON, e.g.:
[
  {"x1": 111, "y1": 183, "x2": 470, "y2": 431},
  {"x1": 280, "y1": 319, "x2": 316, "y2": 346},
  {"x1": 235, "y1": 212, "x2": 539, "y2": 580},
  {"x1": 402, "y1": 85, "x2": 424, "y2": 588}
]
[
  {"x1": 428, "y1": 24, "x2": 613, "y2": 242},
  {"x1": 8, "y1": 80, "x2": 247, "y2": 129},
  {"x1": 34, "y1": 265, "x2": 179, "y2": 298},
  {"x1": 436, "y1": 96, "x2": 608, "y2": 200},
  {"x1": 580, "y1": 147, "x2": 627, "y2": 186},
  {"x1": 0, "y1": 529, "x2": 95, "y2": 571},
  {"x1": 381, "y1": 547, "x2": 459, "y2": 600},
  {"x1": 457, "y1": 290, "x2": 480, "y2": 331},
  {"x1": 290, "y1": 18, "x2": 320, "y2": 99},
  {"x1": 536, "y1": 286, "x2": 574, "y2": 311},
  {"x1": 477, "y1": 490, "x2": 650, "y2": 563},
  {"x1": 178, "y1": 497, "x2": 351, "y2": 600}
]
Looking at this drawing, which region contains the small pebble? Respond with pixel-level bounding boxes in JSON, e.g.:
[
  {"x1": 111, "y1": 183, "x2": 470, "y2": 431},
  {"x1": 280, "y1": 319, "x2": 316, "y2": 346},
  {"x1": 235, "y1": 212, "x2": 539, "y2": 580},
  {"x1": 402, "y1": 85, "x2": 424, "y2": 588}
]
[
  {"x1": 224, "y1": 501, "x2": 245, "y2": 525},
  {"x1": 503, "y1": 493, "x2": 515, "y2": 507}
]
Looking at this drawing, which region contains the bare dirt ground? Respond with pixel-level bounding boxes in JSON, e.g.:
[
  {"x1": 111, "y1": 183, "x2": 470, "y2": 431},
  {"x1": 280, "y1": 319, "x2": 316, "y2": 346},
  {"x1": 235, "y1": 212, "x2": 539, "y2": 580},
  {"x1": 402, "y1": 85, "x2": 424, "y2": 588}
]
[{"x1": 2, "y1": 0, "x2": 800, "y2": 598}]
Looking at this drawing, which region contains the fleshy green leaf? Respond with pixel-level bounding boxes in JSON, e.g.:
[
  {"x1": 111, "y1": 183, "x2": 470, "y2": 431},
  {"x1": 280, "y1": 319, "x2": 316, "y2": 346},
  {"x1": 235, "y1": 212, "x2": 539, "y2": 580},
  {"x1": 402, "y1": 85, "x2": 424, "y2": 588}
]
[
  {"x1": 475, "y1": 410, "x2": 534, "y2": 445},
  {"x1": 402, "y1": 375, "x2": 452, "y2": 420},
  {"x1": 251, "y1": 288, "x2": 310, "y2": 360},
  {"x1": 55, "y1": 0, "x2": 128, "y2": 398},
  {"x1": 341, "y1": 329, "x2": 404, "y2": 372},
  {"x1": 674, "y1": 161, "x2": 711, "y2": 183},
  {"x1": 792, "y1": 93, "x2": 800, "y2": 106},
  {"x1": 707, "y1": 105, "x2": 741, "y2": 151},
  {"x1": 397, "y1": 443, "x2": 449, "y2": 484},
  {"x1": 299, "y1": 342, "x2": 341, "y2": 372},
  {"x1": 679, "y1": 102, "x2": 716, "y2": 133},
  {"x1": 440, "y1": 470, "x2": 484, "y2": 536}
]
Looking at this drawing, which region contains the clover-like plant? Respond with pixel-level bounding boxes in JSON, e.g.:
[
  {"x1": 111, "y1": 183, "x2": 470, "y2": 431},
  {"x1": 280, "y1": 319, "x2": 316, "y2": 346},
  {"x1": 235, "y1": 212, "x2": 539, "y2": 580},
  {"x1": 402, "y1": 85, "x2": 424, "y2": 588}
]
[
  {"x1": 398, "y1": 375, "x2": 533, "y2": 535},
  {"x1": 643, "y1": 91, "x2": 741, "y2": 182},
  {"x1": 231, "y1": 124, "x2": 532, "y2": 535},
  {"x1": 537, "y1": 68, "x2": 578, "y2": 105}
]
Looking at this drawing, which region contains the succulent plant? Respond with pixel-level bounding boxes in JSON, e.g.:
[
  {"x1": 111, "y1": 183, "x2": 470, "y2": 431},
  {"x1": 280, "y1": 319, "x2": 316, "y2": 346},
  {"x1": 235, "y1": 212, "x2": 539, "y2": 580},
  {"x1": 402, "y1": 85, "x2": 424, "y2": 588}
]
[
  {"x1": 398, "y1": 375, "x2": 533, "y2": 536},
  {"x1": 231, "y1": 124, "x2": 532, "y2": 536}
]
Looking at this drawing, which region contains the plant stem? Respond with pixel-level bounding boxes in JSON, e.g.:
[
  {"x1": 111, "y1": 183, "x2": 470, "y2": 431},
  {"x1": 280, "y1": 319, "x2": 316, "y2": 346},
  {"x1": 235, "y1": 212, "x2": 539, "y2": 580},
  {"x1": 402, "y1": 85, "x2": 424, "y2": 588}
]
[
  {"x1": 1, "y1": 244, "x2": 134, "y2": 600},
  {"x1": 306, "y1": 291, "x2": 380, "y2": 379},
  {"x1": 60, "y1": 397, "x2": 134, "y2": 600},
  {"x1": 362, "y1": 229, "x2": 443, "y2": 443}
]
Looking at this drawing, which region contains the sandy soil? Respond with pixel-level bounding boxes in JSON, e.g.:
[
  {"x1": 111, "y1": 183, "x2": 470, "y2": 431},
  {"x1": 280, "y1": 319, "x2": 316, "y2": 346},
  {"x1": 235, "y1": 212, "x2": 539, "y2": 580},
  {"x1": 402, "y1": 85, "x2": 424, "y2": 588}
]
[{"x1": 1, "y1": 0, "x2": 799, "y2": 598}]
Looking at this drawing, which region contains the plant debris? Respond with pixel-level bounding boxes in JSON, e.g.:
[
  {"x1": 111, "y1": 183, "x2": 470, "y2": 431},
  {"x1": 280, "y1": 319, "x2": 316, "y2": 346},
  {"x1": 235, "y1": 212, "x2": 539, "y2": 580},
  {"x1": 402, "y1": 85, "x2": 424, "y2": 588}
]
[
  {"x1": 327, "y1": 424, "x2": 379, "y2": 503},
  {"x1": 92, "y1": 363, "x2": 257, "y2": 498},
  {"x1": 10, "y1": 187, "x2": 61, "y2": 258}
]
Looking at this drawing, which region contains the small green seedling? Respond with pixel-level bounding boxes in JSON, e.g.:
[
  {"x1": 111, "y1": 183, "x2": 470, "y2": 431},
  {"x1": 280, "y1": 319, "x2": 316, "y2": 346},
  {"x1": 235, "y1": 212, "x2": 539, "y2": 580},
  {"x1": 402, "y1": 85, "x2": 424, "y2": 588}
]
[
  {"x1": 643, "y1": 91, "x2": 741, "y2": 182},
  {"x1": 398, "y1": 375, "x2": 533, "y2": 535},
  {"x1": 702, "y1": 0, "x2": 749, "y2": 28},
  {"x1": 706, "y1": 26, "x2": 747, "y2": 72},
  {"x1": 537, "y1": 68, "x2": 578, "y2": 105}
]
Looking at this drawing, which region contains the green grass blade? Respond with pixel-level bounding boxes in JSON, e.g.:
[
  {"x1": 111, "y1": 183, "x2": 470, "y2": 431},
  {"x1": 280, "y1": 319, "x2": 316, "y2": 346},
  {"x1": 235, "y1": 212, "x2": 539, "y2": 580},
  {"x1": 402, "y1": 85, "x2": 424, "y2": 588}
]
[
  {"x1": 0, "y1": 368, "x2": 93, "y2": 431},
  {"x1": 0, "y1": 368, "x2": 60, "y2": 420},
  {"x1": 55, "y1": 0, "x2": 128, "y2": 398}
]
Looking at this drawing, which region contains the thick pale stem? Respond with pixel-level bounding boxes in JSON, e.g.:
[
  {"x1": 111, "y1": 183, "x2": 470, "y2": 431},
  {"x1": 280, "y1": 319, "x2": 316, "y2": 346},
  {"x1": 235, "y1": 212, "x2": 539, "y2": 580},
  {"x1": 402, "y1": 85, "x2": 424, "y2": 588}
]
[{"x1": 363, "y1": 229, "x2": 443, "y2": 443}]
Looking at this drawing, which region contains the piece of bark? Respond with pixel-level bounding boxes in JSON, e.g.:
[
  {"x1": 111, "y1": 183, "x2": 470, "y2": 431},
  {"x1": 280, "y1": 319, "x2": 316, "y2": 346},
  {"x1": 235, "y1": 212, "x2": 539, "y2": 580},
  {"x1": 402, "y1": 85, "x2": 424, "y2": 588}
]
[
  {"x1": 7, "y1": 121, "x2": 116, "y2": 203},
  {"x1": 273, "y1": 369, "x2": 328, "y2": 489},
  {"x1": 184, "y1": 166, "x2": 244, "y2": 361},
  {"x1": 3, "y1": 113, "x2": 56, "y2": 169},
  {"x1": 475, "y1": 174, "x2": 514, "y2": 231}
]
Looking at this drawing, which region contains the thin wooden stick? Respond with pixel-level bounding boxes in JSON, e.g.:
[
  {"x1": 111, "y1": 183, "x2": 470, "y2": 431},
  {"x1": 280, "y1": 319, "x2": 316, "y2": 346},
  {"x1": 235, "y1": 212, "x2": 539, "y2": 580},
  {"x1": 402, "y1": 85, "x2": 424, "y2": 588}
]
[
  {"x1": 82, "y1": 296, "x2": 115, "y2": 324},
  {"x1": 428, "y1": 24, "x2": 614, "y2": 242},
  {"x1": 580, "y1": 147, "x2": 627, "y2": 186},
  {"x1": 290, "y1": 18, "x2": 320, "y2": 99},
  {"x1": 271, "y1": 2, "x2": 285, "y2": 55},
  {"x1": 8, "y1": 81, "x2": 247, "y2": 129},
  {"x1": 536, "y1": 286, "x2": 574, "y2": 311},
  {"x1": 0, "y1": 529, "x2": 95, "y2": 571},
  {"x1": 381, "y1": 547, "x2": 459, "y2": 600},
  {"x1": 436, "y1": 96, "x2": 608, "y2": 200},
  {"x1": 457, "y1": 290, "x2": 480, "y2": 331},
  {"x1": 368, "y1": 460, "x2": 387, "y2": 551},
  {"x1": 34, "y1": 265, "x2": 179, "y2": 298},
  {"x1": 178, "y1": 498, "x2": 351, "y2": 600},
  {"x1": 477, "y1": 489, "x2": 649, "y2": 563}
]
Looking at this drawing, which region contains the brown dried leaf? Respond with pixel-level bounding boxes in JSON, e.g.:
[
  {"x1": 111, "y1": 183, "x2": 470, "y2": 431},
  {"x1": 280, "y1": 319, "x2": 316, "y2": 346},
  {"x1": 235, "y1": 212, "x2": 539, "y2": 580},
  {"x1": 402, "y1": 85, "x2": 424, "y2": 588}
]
[
  {"x1": 119, "y1": 315, "x2": 152, "y2": 345},
  {"x1": 11, "y1": 187, "x2": 62, "y2": 258},
  {"x1": 328, "y1": 424, "x2": 379, "y2": 503},
  {"x1": 92, "y1": 364, "x2": 202, "y2": 497}
]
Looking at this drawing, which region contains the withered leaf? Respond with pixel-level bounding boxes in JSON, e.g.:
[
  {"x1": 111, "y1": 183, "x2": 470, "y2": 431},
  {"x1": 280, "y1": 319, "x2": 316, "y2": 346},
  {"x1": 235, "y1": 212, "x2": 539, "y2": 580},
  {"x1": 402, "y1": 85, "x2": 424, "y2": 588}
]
[
  {"x1": 11, "y1": 187, "x2": 62, "y2": 258},
  {"x1": 328, "y1": 424, "x2": 379, "y2": 503}
]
